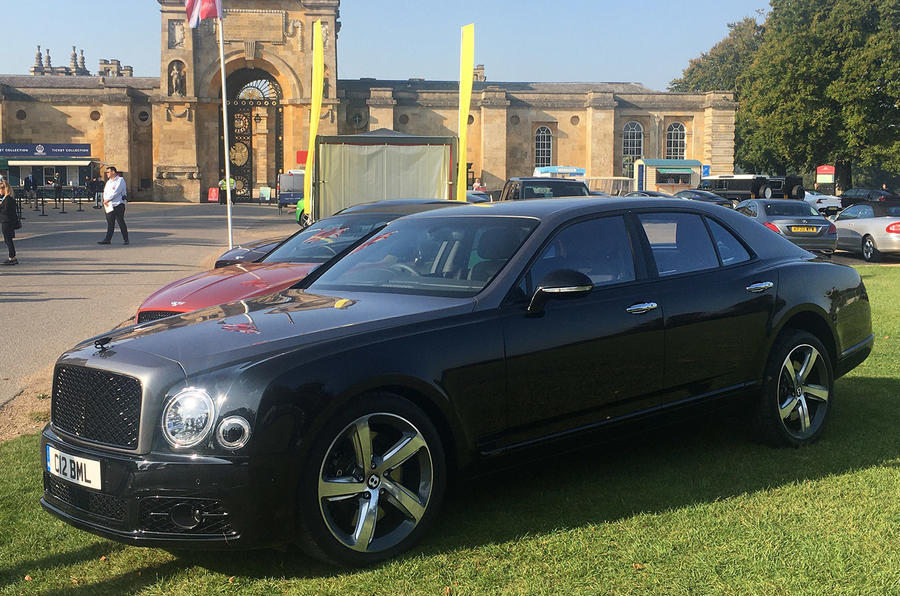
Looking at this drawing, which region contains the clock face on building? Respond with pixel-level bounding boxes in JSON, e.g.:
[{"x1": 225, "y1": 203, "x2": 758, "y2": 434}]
[
  {"x1": 230, "y1": 142, "x2": 249, "y2": 167},
  {"x1": 233, "y1": 113, "x2": 249, "y2": 134}
]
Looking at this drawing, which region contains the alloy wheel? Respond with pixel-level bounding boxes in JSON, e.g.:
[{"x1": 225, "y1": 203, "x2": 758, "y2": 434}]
[
  {"x1": 862, "y1": 236, "x2": 876, "y2": 261},
  {"x1": 317, "y1": 412, "x2": 433, "y2": 553},
  {"x1": 776, "y1": 343, "x2": 830, "y2": 440}
]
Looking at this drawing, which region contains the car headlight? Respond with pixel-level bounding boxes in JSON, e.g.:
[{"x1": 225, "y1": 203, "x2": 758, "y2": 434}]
[{"x1": 162, "y1": 388, "x2": 215, "y2": 448}]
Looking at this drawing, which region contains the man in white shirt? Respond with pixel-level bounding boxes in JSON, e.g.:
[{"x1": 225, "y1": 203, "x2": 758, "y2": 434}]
[{"x1": 97, "y1": 166, "x2": 129, "y2": 245}]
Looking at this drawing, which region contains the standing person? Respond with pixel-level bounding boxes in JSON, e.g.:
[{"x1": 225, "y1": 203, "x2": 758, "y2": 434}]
[
  {"x1": 52, "y1": 172, "x2": 62, "y2": 206},
  {"x1": 97, "y1": 166, "x2": 129, "y2": 245},
  {"x1": 0, "y1": 181, "x2": 18, "y2": 265}
]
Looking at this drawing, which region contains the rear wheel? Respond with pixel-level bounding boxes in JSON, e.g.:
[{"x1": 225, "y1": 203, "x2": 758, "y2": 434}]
[
  {"x1": 760, "y1": 185, "x2": 773, "y2": 199},
  {"x1": 297, "y1": 394, "x2": 446, "y2": 566},
  {"x1": 792, "y1": 185, "x2": 805, "y2": 200},
  {"x1": 862, "y1": 235, "x2": 881, "y2": 262},
  {"x1": 755, "y1": 330, "x2": 833, "y2": 447}
]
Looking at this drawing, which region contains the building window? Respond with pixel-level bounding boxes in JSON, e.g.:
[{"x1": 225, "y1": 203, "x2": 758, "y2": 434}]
[
  {"x1": 666, "y1": 122, "x2": 686, "y2": 159},
  {"x1": 535, "y1": 126, "x2": 552, "y2": 167},
  {"x1": 623, "y1": 121, "x2": 643, "y2": 177}
]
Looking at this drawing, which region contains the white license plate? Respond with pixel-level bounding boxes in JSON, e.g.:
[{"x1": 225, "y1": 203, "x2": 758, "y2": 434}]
[{"x1": 46, "y1": 445, "x2": 101, "y2": 490}]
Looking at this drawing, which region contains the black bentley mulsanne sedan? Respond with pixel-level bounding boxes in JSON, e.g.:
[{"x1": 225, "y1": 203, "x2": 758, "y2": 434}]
[{"x1": 40, "y1": 198, "x2": 874, "y2": 566}]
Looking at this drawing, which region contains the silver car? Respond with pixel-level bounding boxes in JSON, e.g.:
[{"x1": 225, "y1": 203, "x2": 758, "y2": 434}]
[
  {"x1": 833, "y1": 201, "x2": 900, "y2": 262},
  {"x1": 735, "y1": 199, "x2": 837, "y2": 253}
]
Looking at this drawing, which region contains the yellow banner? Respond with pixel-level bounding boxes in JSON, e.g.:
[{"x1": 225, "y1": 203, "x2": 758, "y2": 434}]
[
  {"x1": 304, "y1": 20, "x2": 325, "y2": 217},
  {"x1": 456, "y1": 24, "x2": 474, "y2": 202}
]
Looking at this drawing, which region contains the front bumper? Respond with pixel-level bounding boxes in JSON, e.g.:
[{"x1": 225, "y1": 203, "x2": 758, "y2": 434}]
[{"x1": 40, "y1": 426, "x2": 295, "y2": 549}]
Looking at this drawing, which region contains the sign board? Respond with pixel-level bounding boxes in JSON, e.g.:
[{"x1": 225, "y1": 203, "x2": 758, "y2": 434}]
[
  {"x1": 816, "y1": 164, "x2": 835, "y2": 184},
  {"x1": 702, "y1": 164, "x2": 711, "y2": 177},
  {"x1": 0, "y1": 143, "x2": 91, "y2": 157},
  {"x1": 297, "y1": 150, "x2": 308, "y2": 164},
  {"x1": 637, "y1": 164, "x2": 644, "y2": 191}
]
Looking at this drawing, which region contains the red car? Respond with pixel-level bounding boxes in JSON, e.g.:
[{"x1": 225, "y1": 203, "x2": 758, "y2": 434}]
[{"x1": 135, "y1": 200, "x2": 461, "y2": 323}]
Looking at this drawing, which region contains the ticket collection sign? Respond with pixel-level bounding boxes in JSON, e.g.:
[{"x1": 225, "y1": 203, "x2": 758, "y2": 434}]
[{"x1": 0, "y1": 143, "x2": 91, "y2": 157}]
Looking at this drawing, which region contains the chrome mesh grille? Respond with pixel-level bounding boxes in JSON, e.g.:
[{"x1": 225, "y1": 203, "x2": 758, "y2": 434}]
[
  {"x1": 137, "y1": 310, "x2": 179, "y2": 324},
  {"x1": 51, "y1": 365, "x2": 142, "y2": 449}
]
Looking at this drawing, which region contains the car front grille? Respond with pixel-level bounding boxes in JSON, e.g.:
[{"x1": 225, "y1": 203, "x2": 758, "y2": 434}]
[
  {"x1": 44, "y1": 474, "x2": 128, "y2": 521},
  {"x1": 51, "y1": 365, "x2": 142, "y2": 449},
  {"x1": 137, "y1": 310, "x2": 179, "y2": 323},
  {"x1": 139, "y1": 497, "x2": 236, "y2": 535}
]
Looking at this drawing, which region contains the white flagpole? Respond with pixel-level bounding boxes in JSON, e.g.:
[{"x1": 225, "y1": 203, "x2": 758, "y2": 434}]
[{"x1": 216, "y1": 16, "x2": 234, "y2": 249}]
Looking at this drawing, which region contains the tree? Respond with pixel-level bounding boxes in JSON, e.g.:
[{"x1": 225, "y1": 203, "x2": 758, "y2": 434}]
[
  {"x1": 668, "y1": 17, "x2": 764, "y2": 95},
  {"x1": 737, "y1": 0, "x2": 900, "y2": 188}
]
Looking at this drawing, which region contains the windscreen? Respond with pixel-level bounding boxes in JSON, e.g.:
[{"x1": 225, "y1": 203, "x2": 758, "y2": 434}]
[
  {"x1": 309, "y1": 216, "x2": 538, "y2": 297},
  {"x1": 262, "y1": 213, "x2": 397, "y2": 263},
  {"x1": 764, "y1": 202, "x2": 819, "y2": 217}
]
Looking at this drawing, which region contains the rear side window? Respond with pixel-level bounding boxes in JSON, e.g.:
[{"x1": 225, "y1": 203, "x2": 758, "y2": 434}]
[
  {"x1": 638, "y1": 213, "x2": 719, "y2": 276},
  {"x1": 706, "y1": 219, "x2": 751, "y2": 266}
]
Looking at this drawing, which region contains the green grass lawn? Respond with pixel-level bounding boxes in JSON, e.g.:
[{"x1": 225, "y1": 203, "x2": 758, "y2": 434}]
[{"x1": 2, "y1": 265, "x2": 899, "y2": 595}]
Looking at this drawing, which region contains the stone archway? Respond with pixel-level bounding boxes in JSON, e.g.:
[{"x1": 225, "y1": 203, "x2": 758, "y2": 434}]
[{"x1": 221, "y1": 68, "x2": 284, "y2": 201}]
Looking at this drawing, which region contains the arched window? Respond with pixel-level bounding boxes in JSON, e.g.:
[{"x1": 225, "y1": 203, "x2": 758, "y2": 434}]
[
  {"x1": 535, "y1": 126, "x2": 552, "y2": 167},
  {"x1": 623, "y1": 121, "x2": 643, "y2": 177},
  {"x1": 666, "y1": 122, "x2": 686, "y2": 159}
]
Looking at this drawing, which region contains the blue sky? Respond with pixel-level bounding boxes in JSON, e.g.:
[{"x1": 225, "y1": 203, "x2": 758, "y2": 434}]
[{"x1": 2, "y1": 0, "x2": 767, "y2": 91}]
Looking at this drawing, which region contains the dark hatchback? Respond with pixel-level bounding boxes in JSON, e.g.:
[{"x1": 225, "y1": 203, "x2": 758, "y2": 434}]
[
  {"x1": 839, "y1": 187, "x2": 900, "y2": 209},
  {"x1": 675, "y1": 189, "x2": 735, "y2": 208},
  {"x1": 41, "y1": 199, "x2": 873, "y2": 566}
]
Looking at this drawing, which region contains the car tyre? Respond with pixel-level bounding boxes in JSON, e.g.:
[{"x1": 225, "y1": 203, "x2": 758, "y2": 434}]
[
  {"x1": 791, "y1": 185, "x2": 805, "y2": 200},
  {"x1": 296, "y1": 393, "x2": 446, "y2": 567},
  {"x1": 754, "y1": 330, "x2": 833, "y2": 447},
  {"x1": 861, "y1": 235, "x2": 881, "y2": 263},
  {"x1": 760, "y1": 185, "x2": 772, "y2": 199}
]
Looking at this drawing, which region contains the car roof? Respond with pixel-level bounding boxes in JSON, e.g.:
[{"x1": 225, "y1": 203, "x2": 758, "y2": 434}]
[
  {"x1": 507, "y1": 177, "x2": 586, "y2": 183},
  {"x1": 333, "y1": 199, "x2": 464, "y2": 215}
]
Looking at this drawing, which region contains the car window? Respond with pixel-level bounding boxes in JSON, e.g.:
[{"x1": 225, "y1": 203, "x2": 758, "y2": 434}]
[
  {"x1": 763, "y1": 202, "x2": 819, "y2": 217},
  {"x1": 638, "y1": 212, "x2": 719, "y2": 276},
  {"x1": 263, "y1": 214, "x2": 398, "y2": 263},
  {"x1": 522, "y1": 181, "x2": 589, "y2": 198},
  {"x1": 527, "y1": 216, "x2": 635, "y2": 293},
  {"x1": 309, "y1": 216, "x2": 538, "y2": 297},
  {"x1": 836, "y1": 205, "x2": 861, "y2": 220},
  {"x1": 886, "y1": 206, "x2": 900, "y2": 216},
  {"x1": 736, "y1": 202, "x2": 757, "y2": 217},
  {"x1": 706, "y1": 219, "x2": 751, "y2": 266},
  {"x1": 856, "y1": 205, "x2": 875, "y2": 218}
]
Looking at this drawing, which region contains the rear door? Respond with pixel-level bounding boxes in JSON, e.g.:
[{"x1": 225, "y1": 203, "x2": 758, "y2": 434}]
[{"x1": 634, "y1": 211, "x2": 776, "y2": 397}]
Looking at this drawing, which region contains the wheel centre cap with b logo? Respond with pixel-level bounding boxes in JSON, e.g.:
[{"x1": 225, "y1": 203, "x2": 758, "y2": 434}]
[{"x1": 367, "y1": 475, "x2": 381, "y2": 489}]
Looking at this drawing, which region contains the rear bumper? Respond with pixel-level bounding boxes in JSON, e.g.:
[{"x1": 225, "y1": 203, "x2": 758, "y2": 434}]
[{"x1": 789, "y1": 236, "x2": 838, "y2": 252}]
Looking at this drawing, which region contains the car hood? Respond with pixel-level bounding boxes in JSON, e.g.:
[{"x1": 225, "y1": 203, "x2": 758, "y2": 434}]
[
  {"x1": 89, "y1": 289, "x2": 475, "y2": 376},
  {"x1": 138, "y1": 262, "x2": 319, "y2": 314}
]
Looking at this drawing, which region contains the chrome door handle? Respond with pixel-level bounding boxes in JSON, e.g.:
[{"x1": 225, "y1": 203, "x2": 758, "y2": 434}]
[
  {"x1": 626, "y1": 302, "x2": 658, "y2": 314},
  {"x1": 746, "y1": 281, "x2": 774, "y2": 293}
]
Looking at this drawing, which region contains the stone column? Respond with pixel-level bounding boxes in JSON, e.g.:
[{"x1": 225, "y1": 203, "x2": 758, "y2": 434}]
[
  {"x1": 366, "y1": 88, "x2": 396, "y2": 131},
  {"x1": 702, "y1": 92, "x2": 736, "y2": 175},
  {"x1": 479, "y1": 87, "x2": 509, "y2": 189},
  {"x1": 584, "y1": 91, "x2": 617, "y2": 177}
]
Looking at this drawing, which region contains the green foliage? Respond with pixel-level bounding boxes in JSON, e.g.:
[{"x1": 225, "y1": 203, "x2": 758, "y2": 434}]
[
  {"x1": 668, "y1": 17, "x2": 764, "y2": 95},
  {"x1": 737, "y1": 0, "x2": 900, "y2": 183}
]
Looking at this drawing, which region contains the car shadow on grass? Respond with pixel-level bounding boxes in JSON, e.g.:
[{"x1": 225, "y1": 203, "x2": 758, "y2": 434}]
[{"x1": 12, "y1": 376, "x2": 900, "y2": 590}]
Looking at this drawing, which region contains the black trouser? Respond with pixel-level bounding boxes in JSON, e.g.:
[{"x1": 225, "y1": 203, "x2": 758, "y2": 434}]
[
  {"x1": 1, "y1": 224, "x2": 14, "y2": 259},
  {"x1": 103, "y1": 204, "x2": 128, "y2": 242}
]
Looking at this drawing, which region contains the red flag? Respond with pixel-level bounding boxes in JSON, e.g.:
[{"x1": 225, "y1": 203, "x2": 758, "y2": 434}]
[{"x1": 185, "y1": 0, "x2": 222, "y2": 28}]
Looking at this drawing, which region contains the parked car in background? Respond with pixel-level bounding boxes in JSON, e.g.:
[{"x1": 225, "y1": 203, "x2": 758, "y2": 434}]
[
  {"x1": 833, "y1": 201, "x2": 900, "y2": 262},
  {"x1": 675, "y1": 189, "x2": 734, "y2": 208},
  {"x1": 466, "y1": 190, "x2": 492, "y2": 203},
  {"x1": 839, "y1": 187, "x2": 900, "y2": 209},
  {"x1": 804, "y1": 189, "x2": 842, "y2": 216},
  {"x1": 735, "y1": 199, "x2": 837, "y2": 253},
  {"x1": 276, "y1": 170, "x2": 304, "y2": 214},
  {"x1": 498, "y1": 177, "x2": 589, "y2": 201},
  {"x1": 42, "y1": 198, "x2": 872, "y2": 566},
  {"x1": 136, "y1": 200, "x2": 463, "y2": 323},
  {"x1": 625, "y1": 190, "x2": 676, "y2": 198}
]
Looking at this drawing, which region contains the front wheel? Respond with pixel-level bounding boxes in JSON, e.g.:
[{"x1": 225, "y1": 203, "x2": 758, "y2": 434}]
[
  {"x1": 297, "y1": 394, "x2": 446, "y2": 566},
  {"x1": 862, "y1": 235, "x2": 881, "y2": 262},
  {"x1": 755, "y1": 330, "x2": 833, "y2": 447}
]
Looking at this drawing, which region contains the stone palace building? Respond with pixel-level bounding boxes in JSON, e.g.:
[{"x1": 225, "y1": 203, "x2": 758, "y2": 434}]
[{"x1": 0, "y1": 0, "x2": 736, "y2": 201}]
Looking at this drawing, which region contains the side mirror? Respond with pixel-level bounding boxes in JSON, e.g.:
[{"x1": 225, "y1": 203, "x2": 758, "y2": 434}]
[{"x1": 527, "y1": 269, "x2": 593, "y2": 316}]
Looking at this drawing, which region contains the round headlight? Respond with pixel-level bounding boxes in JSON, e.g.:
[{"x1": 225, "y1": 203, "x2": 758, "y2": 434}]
[{"x1": 162, "y1": 388, "x2": 215, "y2": 448}]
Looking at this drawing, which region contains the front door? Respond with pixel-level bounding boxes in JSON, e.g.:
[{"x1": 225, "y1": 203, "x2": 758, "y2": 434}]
[{"x1": 498, "y1": 214, "x2": 665, "y2": 447}]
